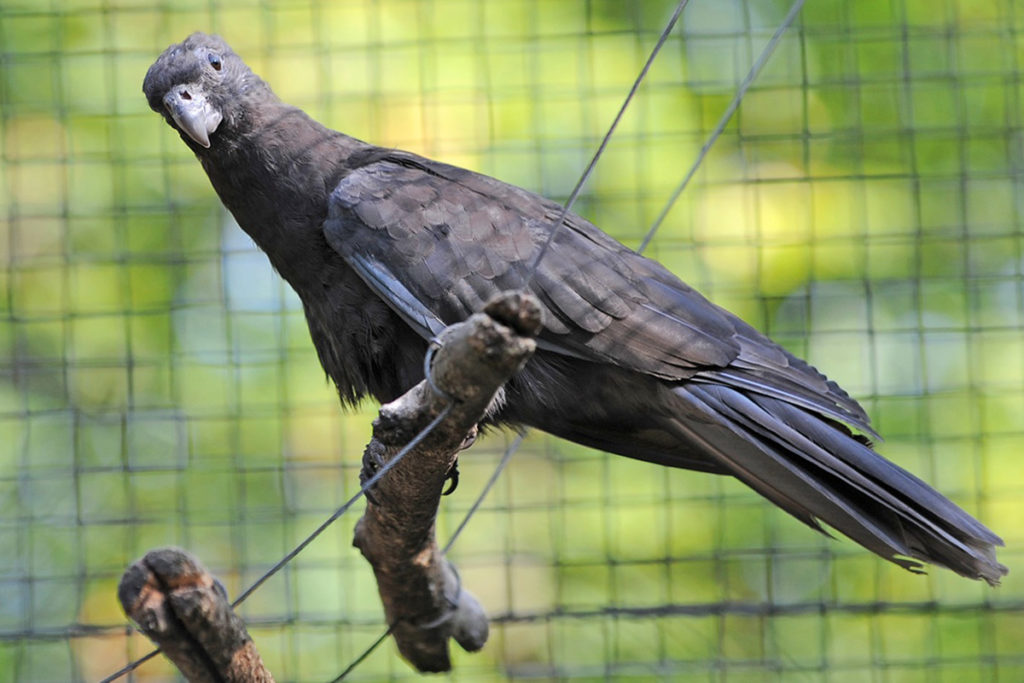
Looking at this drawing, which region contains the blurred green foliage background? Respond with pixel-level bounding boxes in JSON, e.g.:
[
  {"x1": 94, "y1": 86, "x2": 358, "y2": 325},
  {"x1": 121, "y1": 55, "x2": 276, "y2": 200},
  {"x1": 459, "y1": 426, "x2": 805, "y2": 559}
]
[{"x1": 1, "y1": 0, "x2": 1023, "y2": 680}]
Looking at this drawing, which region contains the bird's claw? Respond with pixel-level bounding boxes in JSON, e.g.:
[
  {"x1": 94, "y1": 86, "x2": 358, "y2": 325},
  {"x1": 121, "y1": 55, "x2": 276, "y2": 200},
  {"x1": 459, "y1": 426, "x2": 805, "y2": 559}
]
[
  {"x1": 441, "y1": 425, "x2": 479, "y2": 496},
  {"x1": 442, "y1": 459, "x2": 459, "y2": 496}
]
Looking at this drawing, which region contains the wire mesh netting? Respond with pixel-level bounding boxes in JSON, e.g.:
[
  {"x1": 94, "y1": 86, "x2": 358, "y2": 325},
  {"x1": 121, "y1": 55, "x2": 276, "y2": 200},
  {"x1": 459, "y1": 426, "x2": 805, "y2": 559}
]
[{"x1": 2, "y1": 0, "x2": 1023, "y2": 680}]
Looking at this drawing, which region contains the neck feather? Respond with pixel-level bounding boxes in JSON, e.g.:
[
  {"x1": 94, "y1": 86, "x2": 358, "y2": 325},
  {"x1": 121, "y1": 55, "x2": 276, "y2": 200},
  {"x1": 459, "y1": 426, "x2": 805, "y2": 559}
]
[{"x1": 196, "y1": 101, "x2": 371, "y2": 289}]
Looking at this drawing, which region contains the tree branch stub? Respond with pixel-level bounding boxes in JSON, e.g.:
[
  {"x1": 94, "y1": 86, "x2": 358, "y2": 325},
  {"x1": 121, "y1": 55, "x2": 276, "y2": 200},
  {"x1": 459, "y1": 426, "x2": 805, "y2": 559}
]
[{"x1": 118, "y1": 547, "x2": 273, "y2": 683}]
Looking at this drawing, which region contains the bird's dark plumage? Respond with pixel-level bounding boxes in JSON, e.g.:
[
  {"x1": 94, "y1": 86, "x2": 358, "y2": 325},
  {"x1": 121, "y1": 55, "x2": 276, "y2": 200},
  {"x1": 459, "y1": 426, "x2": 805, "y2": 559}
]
[{"x1": 144, "y1": 33, "x2": 1007, "y2": 584}]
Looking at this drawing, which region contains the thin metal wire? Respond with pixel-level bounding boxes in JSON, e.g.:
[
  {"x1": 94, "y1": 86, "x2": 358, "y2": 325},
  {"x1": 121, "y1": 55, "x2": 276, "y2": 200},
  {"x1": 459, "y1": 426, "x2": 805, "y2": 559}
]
[
  {"x1": 331, "y1": 433, "x2": 525, "y2": 681},
  {"x1": 232, "y1": 402, "x2": 454, "y2": 607},
  {"x1": 329, "y1": 2, "x2": 813, "y2": 679},
  {"x1": 97, "y1": 648, "x2": 161, "y2": 683},
  {"x1": 423, "y1": 338, "x2": 450, "y2": 401},
  {"x1": 329, "y1": 1, "x2": 698, "y2": 676},
  {"x1": 328, "y1": 627, "x2": 394, "y2": 683},
  {"x1": 105, "y1": 2, "x2": 807, "y2": 680},
  {"x1": 637, "y1": 0, "x2": 808, "y2": 254},
  {"x1": 100, "y1": 402, "x2": 454, "y2": 682},
  {"x1": 523, "y1": 0, "x2": 691, "y2": 284},
  {"x1": 442, "y1": 432, "x2": 525, "y2": 554}
]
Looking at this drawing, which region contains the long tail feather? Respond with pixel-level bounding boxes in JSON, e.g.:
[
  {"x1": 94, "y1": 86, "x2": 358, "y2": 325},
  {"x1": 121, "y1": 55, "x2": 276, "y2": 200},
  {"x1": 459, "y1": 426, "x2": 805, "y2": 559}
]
[{"x1": 669, "y1": 383, "x2": 1006, "y2": 585}]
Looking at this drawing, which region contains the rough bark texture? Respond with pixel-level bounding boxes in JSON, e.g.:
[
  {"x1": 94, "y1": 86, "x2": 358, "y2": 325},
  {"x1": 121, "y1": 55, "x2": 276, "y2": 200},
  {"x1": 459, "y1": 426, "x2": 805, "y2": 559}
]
[
  {"x1": 118, "y1": 547, "x2": 274, "y2": 683},
  {"x1": 353, "y1": 291, "x2": 541, "y2": 672}
]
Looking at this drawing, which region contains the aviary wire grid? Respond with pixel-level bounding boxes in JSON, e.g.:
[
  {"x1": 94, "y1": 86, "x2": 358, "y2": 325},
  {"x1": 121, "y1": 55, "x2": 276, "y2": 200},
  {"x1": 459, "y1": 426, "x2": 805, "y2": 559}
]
[{"x1": 1, "y1": 0, "x2": 1022, "y2": 681}]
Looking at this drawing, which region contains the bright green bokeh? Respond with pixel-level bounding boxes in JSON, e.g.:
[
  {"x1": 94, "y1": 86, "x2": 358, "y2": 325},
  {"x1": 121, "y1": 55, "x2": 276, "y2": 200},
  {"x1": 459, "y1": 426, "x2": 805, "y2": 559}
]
[{"x1": 1, "y1": 0, "x2": 1022, "y2": 681}]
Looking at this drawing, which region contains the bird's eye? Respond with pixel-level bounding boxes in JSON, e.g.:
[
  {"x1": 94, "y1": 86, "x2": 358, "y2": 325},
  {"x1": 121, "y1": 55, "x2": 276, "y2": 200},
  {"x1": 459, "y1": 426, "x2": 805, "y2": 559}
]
[{"x1": 208, "y1": 53, "x2": 222, "y2": 71}]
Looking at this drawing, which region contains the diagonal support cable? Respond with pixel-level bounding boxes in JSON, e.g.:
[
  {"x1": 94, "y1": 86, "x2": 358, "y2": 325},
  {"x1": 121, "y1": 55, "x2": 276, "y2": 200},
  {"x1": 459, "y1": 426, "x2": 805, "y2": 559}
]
[
  {"x1": 99, "y1": 405, "x2": 450, "y2": 683},
  {"x1": 638, "y1": 0, "x2": 807, "y2": 254},
  {"x1": 524, "y1": 0, "x2": 691, "y2": 283},
  {"x1": 106, "y1": 3, "x2": 806, "y2": 681},
  {"x1": 331, "y1": 1, "x2": 808, "y2": 679}
]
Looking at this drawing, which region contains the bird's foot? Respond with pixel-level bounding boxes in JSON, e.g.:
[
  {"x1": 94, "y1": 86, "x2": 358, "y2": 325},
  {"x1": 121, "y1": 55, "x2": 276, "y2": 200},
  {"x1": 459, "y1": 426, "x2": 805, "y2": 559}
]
[
  {"x1": 442, "y1": 459, "x2": 459, "y2": 496},
  {"x1": 360, "y1": 442, "x2": 386, "y2": 506},
  {"x1": 441, "y1": 425, "x2": 478, "y2": 496}
]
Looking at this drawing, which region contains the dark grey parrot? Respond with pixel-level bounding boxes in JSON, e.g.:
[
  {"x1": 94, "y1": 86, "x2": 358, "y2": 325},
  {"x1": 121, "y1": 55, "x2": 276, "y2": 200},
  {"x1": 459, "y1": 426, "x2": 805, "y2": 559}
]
[{"x1": 143, "y1": 32, "x2": 1006, "y2": 585}]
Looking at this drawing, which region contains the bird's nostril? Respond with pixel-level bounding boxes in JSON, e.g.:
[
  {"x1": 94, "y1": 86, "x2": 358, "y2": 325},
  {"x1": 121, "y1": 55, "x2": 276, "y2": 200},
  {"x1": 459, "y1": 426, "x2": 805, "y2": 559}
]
[{"x1": 180, "y1": 89, "x2": 192, "y2": 100}]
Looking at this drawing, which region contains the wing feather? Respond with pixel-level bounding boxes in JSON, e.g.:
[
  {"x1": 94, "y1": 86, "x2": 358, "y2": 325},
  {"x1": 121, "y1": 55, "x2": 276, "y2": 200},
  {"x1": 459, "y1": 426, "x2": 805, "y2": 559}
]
[{"x1": 323, "y1": 150, "x2": 872, "y2": 430}]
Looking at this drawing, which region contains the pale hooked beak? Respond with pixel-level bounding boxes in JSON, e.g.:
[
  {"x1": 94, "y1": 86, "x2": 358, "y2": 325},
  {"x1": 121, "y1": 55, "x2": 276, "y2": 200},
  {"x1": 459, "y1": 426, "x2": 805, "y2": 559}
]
[{"x1": 163, "y1": 85, "x2": 223, "y2": 148}]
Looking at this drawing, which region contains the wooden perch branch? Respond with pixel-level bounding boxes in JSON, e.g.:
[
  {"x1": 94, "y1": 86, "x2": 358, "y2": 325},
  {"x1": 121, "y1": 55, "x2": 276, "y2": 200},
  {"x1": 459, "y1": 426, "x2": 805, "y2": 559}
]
[
  {"x1": 353, "y1": 290, "x2": 542, "y2": 672},
  {"x1": 118, "y1": 547, "x2": 273, "y2": 683}
]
